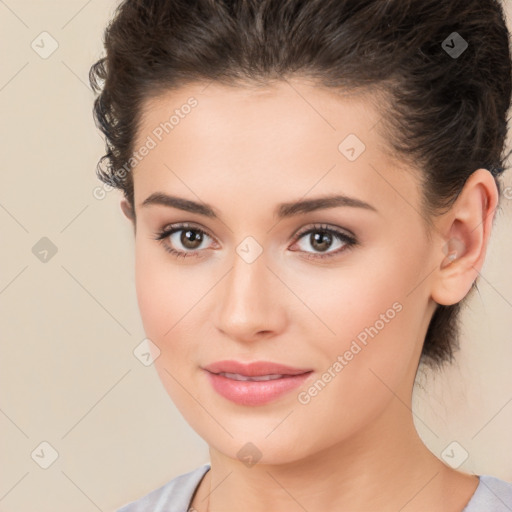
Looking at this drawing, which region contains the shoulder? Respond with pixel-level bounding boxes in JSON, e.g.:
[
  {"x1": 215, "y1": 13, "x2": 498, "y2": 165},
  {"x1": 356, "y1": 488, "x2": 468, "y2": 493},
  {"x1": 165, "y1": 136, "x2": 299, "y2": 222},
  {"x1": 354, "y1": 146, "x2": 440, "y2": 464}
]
[
  {"x1": 463, "y1": 474, "x2": 512, "y2": 512},
  {"x1": 116, "y1": 463, "x2": 211, "y2": 512}
]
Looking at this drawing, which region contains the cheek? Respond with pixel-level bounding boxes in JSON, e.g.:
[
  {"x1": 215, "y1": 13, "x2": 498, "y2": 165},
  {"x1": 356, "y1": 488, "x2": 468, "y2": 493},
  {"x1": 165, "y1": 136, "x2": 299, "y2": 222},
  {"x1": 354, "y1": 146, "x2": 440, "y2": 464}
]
[
  {"x1": 284, "y1": 266, "x2": 422, "y2": 449},
  {"x1": 134, "y1": 238, "x2": 189, "y2": 332},
  {"x1": 134, "y1": 241, "x2": 210, "y2": 368},
  {"x1": 133, "y1": 242, "x2": 190, "y2": 358},
  {"x1": 134, "y1": 246, "x2": 167, "y2": 339},
  {"x1": 298, "y1": 246, "x2": 424, "y2": 389},
  {"x1": 134, "y1": 248, "x2": 198, "y2": 407}
]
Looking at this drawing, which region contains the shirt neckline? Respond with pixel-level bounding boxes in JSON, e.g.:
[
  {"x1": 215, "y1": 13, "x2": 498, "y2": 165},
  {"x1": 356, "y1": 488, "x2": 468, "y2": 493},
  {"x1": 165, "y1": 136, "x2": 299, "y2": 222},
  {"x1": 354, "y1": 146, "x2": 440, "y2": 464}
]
[{"x1": 188, "y1": 465, "x2": 486, "y2": 511}]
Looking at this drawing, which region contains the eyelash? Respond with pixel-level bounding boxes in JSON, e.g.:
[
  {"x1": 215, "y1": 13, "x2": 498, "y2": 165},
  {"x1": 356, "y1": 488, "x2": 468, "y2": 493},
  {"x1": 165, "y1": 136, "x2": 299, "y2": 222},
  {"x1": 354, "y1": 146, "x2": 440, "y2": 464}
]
[{"x1": 152, "y1": 222, "x2": 357, "y2": 261}]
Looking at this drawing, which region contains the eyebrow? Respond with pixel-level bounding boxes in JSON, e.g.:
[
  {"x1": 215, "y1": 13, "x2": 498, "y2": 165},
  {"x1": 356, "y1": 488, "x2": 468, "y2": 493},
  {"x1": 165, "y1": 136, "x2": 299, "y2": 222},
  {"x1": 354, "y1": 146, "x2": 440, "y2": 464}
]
[{"x1": 140, "y1": 192, "x2": 378, "y2": 218}]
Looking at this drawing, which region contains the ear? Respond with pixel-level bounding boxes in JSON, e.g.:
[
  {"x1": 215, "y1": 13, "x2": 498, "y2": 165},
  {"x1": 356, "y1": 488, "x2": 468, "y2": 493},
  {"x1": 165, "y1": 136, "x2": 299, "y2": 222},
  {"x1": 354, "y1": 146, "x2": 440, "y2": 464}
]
[
  {"x1": 430, "y1": 168, "x2": 499, "y2": 306},
  {"x1": 120, "y1": 198, "x2": 136, "y2": 225}
]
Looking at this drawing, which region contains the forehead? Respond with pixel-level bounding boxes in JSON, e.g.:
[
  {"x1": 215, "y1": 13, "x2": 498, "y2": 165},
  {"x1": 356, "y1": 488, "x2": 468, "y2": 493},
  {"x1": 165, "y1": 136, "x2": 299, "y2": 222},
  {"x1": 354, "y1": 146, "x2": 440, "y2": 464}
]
[
  {"x1": 131, "y1": 79, "x2": 421, "y2": 219},
  {"x1": 135, "y1": 79, "x2": 384, "y2": 152}
]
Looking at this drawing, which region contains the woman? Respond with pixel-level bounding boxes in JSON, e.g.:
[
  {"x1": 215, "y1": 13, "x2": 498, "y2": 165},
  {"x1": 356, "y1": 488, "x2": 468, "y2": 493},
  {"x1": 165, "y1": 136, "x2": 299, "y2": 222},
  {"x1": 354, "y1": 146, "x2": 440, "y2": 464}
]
[{"x1": 89, "y1": 0, "x2": 512, "y2": 510}]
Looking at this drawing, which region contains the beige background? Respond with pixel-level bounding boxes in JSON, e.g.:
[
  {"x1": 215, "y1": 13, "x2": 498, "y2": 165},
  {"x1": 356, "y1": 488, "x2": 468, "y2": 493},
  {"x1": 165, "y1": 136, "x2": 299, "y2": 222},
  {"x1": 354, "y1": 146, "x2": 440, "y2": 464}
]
[{"x1": 1, "y1": 1, "x2": 512, "y2": 511}]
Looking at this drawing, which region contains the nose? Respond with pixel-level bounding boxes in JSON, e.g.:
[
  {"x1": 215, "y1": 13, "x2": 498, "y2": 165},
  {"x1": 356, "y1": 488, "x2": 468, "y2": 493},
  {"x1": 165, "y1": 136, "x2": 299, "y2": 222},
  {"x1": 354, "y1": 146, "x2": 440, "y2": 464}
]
[{"x1": 213, "y1": 247, "x2": 287, "y2": 343}]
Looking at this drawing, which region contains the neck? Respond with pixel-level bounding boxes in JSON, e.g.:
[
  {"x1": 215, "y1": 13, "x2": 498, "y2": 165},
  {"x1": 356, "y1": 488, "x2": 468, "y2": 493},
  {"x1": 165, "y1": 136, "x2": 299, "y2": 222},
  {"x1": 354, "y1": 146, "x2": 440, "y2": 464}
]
[{"x1": 193, "y1": 397, "x2": 472, "y2": 512}]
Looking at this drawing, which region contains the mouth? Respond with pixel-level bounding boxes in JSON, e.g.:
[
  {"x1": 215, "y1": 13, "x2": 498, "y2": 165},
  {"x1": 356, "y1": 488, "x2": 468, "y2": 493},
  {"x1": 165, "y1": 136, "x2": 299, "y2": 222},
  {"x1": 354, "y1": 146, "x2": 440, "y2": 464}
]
[
  {"x1": 202, "y1": 360, "x2": 314, "y2": 406},
  {"x1": 203, "y1": 359, "x2": 312, "y2": 377}
]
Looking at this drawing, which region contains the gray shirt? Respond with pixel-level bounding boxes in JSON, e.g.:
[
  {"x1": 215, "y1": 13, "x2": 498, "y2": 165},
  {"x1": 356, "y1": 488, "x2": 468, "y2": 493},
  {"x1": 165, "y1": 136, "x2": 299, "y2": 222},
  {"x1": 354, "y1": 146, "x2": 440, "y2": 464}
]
[{"x1": 117, "y1": 463, "x2": 512, "y2": 512}]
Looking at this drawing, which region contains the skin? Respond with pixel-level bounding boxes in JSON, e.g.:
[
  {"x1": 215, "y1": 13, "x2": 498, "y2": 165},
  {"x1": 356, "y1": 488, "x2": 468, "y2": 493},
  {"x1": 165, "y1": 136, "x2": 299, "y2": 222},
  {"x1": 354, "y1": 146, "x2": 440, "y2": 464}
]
[{"x1": 121, "y1": 79, "x2": 498, "y2": 511}]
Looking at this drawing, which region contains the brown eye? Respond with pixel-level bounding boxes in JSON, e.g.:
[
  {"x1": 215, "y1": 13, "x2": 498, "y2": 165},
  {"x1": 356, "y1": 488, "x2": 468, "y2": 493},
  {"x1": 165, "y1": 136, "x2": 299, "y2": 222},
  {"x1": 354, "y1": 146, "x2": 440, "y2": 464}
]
[
  {"x1": 153, "y1": 223, "x2": 214, "y2": 258},
  {"x1": 291, "y1": 224, "x2": 357, "y2": 260},
  {"x1": 308, "y1": 231, "x2": 333, "y2": 252},
  {"x1": 180, "y1": 229, "x2": 204, "y2": 249}
]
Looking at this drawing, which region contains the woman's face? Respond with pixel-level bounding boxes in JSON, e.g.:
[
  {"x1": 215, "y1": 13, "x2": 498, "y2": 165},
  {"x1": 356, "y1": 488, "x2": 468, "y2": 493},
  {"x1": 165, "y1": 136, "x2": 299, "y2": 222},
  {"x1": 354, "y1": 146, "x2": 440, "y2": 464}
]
[{"x1": 128, "y1": 79, "x2": 440, "y2": 464}]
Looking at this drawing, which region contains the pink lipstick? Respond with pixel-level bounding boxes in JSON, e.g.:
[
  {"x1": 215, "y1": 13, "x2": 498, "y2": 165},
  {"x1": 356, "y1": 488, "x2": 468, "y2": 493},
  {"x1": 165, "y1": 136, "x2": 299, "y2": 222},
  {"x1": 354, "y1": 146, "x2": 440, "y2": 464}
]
[{"x1": 202, "y1": 360, "x2": 313, "y2": 406}]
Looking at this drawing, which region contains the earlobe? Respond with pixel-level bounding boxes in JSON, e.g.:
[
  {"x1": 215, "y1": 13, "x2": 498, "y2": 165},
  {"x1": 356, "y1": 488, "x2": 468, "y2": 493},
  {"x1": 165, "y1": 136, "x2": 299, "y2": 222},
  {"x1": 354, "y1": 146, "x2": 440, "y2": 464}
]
[{"x1": 430, "y1": 168, "x2": 498, "y2": 306}]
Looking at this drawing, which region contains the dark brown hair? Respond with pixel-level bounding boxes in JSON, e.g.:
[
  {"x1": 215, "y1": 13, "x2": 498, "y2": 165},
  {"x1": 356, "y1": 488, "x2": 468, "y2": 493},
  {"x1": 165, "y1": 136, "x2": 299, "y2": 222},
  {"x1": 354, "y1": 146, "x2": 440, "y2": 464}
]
[{"x1": 89, "y1": 0, "x2": 512, "y2": 370}]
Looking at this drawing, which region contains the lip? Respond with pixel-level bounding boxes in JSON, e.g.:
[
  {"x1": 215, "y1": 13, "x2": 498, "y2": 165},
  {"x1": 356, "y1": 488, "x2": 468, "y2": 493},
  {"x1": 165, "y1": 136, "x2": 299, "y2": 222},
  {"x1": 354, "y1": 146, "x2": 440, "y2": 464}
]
[
  {"x1": 203, "y1": 360, "x2": 312, "y2": 377},
  {"x1": 202, "y1": 360, "x2": 313, "y2": 406}
]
